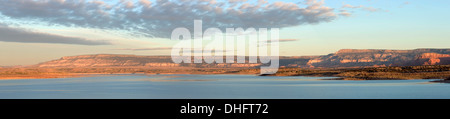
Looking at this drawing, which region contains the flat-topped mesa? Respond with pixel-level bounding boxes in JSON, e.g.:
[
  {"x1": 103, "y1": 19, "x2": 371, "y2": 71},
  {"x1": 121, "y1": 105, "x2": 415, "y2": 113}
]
[
  {"x1": 38, "y1": 54, "x2": 176, "y2": 68},
  {"x1": 335, "y1": 49, "x2": 450, "y2": 55},
  {"x1": 413, "y1": 48, "x2": 450, "y2": 53},
  {"x1": 335, "y1": 49, "x2": 378, "y2": 54},
  {"x1": 32, "y1": 48, "x2": 450, "y2": 69},
  {"x1": 335, "y1": 49, "x2": 413, "y2": 54},
  {"x1": 36, "y1": 54, "x2": 263, "y2": 68},
  {"x1": 309, "y1": 48, "x2": 450, "y2": 68},
  {"x1": 60, "y1": 54, "x2": 172, "y2": 60}
]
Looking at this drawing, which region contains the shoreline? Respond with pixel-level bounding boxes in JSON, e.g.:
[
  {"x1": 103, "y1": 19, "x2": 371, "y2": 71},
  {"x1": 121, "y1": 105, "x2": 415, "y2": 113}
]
[
  {"x1": 257, "y1": 65, "x2": 450, "y2": 81},
  {"x1": 0, "y1": 72, "x2": 446, "y2": 82},
  {"x1": 0, "y1": 73, "x2": 91, "y2": 80},
  {"x1": 0, "y1": 72, "x2": 259, "y2": 80},
  {"x1": 1, "y1": 65, "x2": 449, "y2": 81},
  {"x1": 1, "y1": 73, "x2": 448, "y2": 84}
]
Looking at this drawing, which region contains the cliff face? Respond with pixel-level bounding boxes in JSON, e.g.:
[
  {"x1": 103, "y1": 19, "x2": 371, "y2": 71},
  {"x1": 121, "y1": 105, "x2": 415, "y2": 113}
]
[
  {"x1": 35, "y1": 49, "x2": 450, "y2": 68},
  {"x1": 416, "y1": 53, "x2": 450, "y2": 65},
  {"x1": 305, "y1": 49, "x2": 450, "y2": 68}
]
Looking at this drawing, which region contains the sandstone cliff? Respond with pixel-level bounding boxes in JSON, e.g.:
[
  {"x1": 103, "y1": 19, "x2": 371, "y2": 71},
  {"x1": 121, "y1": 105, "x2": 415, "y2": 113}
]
[
  {"x1": 305, "y1": 49, "x2": 450, "y2": 68},
  {"x1": 35, "y1": 49, "x2": 450, "y2": 68}
]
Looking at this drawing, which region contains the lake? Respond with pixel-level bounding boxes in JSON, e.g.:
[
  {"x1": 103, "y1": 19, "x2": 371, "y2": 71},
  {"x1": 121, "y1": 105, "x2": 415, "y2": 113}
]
[{"x1": 0, "y1": 74, "x2": 448, "y2": 99}]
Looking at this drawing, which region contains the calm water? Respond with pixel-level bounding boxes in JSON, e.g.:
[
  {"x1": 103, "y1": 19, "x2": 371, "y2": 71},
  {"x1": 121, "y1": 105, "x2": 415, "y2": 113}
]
[{"x1": 0, "y1": 74, "x2": 448, "y2": 99}]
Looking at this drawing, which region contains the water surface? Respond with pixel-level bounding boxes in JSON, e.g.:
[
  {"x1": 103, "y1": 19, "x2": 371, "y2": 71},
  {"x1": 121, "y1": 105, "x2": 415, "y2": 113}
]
[{"x1": 0, "y1": 74, "x2": 448, "y2": 99}]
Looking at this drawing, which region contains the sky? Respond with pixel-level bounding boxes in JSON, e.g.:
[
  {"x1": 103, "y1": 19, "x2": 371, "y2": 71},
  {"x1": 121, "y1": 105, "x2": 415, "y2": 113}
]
[{"x1": 0, "y1": 0, "x2": 449, "y2": 66}]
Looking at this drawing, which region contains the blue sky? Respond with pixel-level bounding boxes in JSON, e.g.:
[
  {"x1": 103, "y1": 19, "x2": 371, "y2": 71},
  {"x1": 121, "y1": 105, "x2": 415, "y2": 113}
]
[
  {"x1": 0, "y1": 0, "x2": 449, "y2": 65},
  {"x1": 278, "y1": 0, "x2": 450, "y2": 55}
]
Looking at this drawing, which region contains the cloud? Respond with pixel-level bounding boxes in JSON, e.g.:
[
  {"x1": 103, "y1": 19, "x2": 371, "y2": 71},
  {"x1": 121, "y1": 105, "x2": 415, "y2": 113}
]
[
  {"x1": 229, "y1": 0, "x2": 248, "y2": 3},
  {"x1": 277, "y1": 39, "x2": 299, "y2": 42},
  {"x1": 114, "y1": 47, "x2": 173, "y2": 51},
  {"x1": 0, "y1": 0, "x2": 338, "y2": 38},
  {"x1": 115, "y1": 47, "x2": 232, "y2": 53},
  {"x1": 257, "y1": 39, "x2": 299, "y2": 47},
  {"x1": 338, "y1": 10, "x2": 352, "y2": 17},
  {"x1": 363, "y1": 7, "x2": 380, "y2": 12},
  {"x1": 340, "y1": 3, "x2": 384, "y2": 15},
  {"x1": 339, "y1": 4, "x2": 363, "y2": 17},
  {"x1": 260, "y1": 39, "x2": 299, "y2": 43},
  {"x1": 0, "y1": 25, "x2": 111, "y2": 45},
  {"x1": 342, "y1": 4, "x2": 363, "y2": 9},
  {"x1": 399, "y1": 1, "x2": 410, "y2": 8}
]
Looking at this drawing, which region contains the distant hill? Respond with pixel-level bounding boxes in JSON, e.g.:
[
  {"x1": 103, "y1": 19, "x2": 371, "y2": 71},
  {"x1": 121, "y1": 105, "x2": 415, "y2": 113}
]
[{"x1": 34, "y1": 49, "x2": 450, "y2": 69}]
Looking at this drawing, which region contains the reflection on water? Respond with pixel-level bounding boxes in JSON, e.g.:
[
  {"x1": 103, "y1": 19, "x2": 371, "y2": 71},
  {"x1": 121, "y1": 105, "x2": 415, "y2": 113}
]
[{"x1": 0, "y1": 74, "x2": 448, "y2": 99}]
